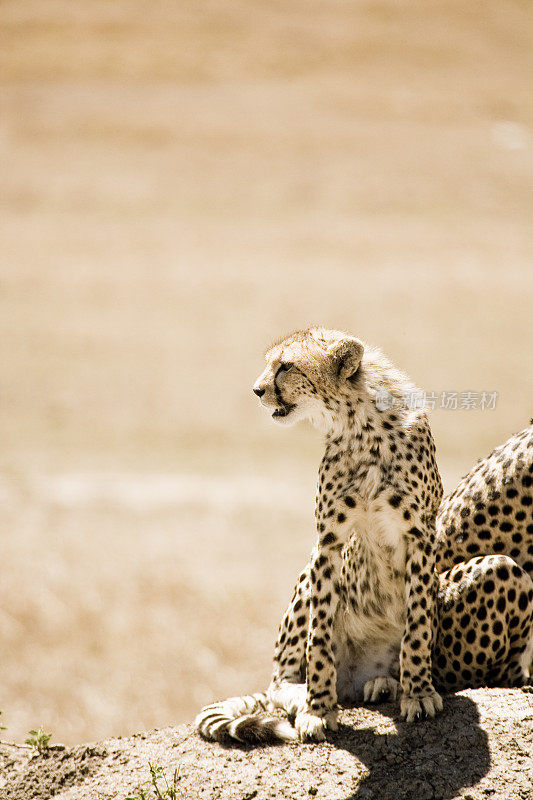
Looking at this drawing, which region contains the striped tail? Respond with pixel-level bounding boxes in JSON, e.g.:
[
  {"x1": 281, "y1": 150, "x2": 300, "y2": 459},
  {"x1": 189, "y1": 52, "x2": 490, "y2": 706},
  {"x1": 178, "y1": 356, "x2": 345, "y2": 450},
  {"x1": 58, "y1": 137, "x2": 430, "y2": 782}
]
[{"x1": 195, "y1": 692, "x2": 297, "y2": 744}]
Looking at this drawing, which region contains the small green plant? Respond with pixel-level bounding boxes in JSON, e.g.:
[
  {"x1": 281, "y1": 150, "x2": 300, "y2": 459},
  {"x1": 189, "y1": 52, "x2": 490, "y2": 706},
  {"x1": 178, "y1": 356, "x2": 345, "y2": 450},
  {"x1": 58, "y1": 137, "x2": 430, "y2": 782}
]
[
  {"x1": 25, "y1": 726, "x2": 52, "y2": 753},
  {"x1": 125, "y1": 789, "x2": 150, "y2": 800},
  {"x1": 125, "y1": 762, "x2": 180, "y2": 800},
  {"x1": 0, "y1": 711, "x2": 50, "y2": 751}
]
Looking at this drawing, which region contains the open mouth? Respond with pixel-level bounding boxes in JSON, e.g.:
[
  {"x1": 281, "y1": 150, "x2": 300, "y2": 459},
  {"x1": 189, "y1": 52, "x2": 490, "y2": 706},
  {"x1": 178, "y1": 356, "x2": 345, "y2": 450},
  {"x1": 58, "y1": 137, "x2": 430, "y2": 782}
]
[{"x1": 272, "y1": 404, "x2": 295, "y2": 418}]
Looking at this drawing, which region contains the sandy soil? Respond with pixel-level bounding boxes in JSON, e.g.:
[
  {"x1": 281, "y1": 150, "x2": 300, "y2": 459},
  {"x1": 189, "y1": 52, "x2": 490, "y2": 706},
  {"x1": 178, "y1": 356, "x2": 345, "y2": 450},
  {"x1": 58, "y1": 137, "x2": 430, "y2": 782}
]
[
  {"x1": 1, "y1": 0, "x2": 532, "y2": 747},
  {"x1": 1, "y1": 689, "x2": 532, "y2": 800}
]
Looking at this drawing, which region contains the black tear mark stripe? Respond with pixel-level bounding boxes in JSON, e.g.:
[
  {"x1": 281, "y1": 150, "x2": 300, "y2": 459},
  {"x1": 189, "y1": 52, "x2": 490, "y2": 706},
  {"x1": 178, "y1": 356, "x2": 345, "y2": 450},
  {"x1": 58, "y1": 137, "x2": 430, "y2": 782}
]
[{"x1": 273, "y1": 364, "x2": 288, "y2": 408}]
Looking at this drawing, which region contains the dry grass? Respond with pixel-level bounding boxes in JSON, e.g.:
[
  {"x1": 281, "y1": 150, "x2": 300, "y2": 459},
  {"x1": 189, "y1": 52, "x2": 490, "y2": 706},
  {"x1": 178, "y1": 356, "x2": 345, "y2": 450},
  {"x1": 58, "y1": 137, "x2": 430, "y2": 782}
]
[{"x1": 0, "y1": 0, "x2": 532, "y2": 743}]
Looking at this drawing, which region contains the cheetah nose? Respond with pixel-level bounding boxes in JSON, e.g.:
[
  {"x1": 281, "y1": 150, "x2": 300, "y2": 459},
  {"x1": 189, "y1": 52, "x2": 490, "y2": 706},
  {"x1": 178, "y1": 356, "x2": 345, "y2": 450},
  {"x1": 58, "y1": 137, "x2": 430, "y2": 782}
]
[{"x1": 253, "y1": 387, "x2": 265, "y2": 397}]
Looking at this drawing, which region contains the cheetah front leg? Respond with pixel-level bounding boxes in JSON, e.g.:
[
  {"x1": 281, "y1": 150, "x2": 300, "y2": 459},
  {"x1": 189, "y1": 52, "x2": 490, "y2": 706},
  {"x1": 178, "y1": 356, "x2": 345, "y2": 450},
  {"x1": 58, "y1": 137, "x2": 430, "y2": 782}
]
[
  {"x1": 271, "y1": 564, "x2": 310, "y2": 685},
  {"x1": 400, "y1": 530, "x2": 443, "y2": 721},
  {"x1": 267, "y1": 565, "x2": 311, "y2": 721},
  {"x1": 294, "y1": 543, "x2": 342, "y2": 742}
]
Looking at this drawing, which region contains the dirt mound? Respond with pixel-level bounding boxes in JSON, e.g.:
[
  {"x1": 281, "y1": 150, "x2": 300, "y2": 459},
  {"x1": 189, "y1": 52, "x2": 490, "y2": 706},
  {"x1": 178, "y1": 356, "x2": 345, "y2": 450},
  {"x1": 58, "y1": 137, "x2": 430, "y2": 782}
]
[{"x1": 1, "y1": 688, "x2": 531, "y2": 800}]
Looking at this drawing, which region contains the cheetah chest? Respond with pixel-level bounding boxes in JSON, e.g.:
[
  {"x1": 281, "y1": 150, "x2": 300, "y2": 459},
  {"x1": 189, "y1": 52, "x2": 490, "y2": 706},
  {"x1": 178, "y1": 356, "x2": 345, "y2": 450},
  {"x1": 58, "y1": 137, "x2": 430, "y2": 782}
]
[{"x1": 336, "y1": 502, "x2": 407, "y2": 646}]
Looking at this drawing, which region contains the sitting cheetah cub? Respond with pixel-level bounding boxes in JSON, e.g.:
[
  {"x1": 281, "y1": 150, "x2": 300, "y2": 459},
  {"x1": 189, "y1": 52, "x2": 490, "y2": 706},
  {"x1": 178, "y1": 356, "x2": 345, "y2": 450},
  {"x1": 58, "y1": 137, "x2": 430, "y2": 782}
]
[
  {"x1": 198, "y1": 327, "x2": 445, "y2": 741},
  {"x1": 196, "y1": 329, "x2": 533, "y2": 743}
]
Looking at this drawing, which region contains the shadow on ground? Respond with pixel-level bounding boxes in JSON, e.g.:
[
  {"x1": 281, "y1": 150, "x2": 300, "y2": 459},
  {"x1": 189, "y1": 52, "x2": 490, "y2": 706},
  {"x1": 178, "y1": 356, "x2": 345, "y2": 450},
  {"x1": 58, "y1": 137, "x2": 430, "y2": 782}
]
[{"x1": 332, "y1": 695, "x2": 489, "y2": 800}]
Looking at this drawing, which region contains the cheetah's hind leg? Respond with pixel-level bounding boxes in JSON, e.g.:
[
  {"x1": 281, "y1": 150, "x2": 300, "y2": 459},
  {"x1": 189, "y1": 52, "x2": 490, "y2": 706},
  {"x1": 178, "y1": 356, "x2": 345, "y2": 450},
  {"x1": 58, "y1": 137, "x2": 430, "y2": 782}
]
[
  {"x1": 268, "y1": 680, "x2": 307, "y2": 718},
  {"x1": 363, "y1": 675, "x2": 400, "y2": 703},
  {"x1": 433, "y1": 555, "x2": 533, "y2": 692},
  {"x1": 268, "y1": 680, "x2": 339, "y2": 741}
]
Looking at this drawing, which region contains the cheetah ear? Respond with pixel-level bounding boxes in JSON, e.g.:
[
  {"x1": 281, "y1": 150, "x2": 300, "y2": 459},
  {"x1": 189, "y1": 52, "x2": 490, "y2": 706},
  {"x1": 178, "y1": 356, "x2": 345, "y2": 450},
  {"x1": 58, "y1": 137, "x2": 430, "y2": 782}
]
[{"x1": 329, "y1": 337, "x2": 364, "y2": 380}]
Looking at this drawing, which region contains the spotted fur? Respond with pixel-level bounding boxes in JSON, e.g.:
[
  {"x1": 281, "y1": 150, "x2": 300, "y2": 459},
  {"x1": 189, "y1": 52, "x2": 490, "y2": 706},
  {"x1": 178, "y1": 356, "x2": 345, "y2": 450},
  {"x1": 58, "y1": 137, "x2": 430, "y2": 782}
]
[
  {"x1": 436, "y1": 423, "x2": 533, "y2": 578},
  {"x1": 431, "y1": 424, "x2": 533, "y2": 692},
  {"x1": 195, "y1": 330, "x2": 533, "y2": 744}
]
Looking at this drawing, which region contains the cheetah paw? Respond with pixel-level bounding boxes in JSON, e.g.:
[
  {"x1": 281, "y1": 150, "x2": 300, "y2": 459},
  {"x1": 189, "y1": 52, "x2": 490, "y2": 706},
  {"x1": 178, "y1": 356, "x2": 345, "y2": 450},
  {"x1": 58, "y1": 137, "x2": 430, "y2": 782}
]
[
  {"x1": 295, "y1": 708, "x2": 338, "y2": 742},
  {"x1": 324, "y1": 708, "x2": 339, "y2": 732},
  {"x1": 400, "y1": 690, "x2": 443, "y2": 722},
  {"x1": 364, "y1": 676, "x2": 400, "y2": 703},
  {"x1": 295, "y1": 712, "x2": 326, "y2": 742}
]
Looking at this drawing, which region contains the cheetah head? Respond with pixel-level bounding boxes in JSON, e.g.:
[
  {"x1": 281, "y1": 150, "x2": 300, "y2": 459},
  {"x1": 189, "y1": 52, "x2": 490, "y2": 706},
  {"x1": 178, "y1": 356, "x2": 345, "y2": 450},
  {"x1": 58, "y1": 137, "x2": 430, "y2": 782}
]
[{"x1": 253, "y1": 327, "x2": 364, "y2": 429}]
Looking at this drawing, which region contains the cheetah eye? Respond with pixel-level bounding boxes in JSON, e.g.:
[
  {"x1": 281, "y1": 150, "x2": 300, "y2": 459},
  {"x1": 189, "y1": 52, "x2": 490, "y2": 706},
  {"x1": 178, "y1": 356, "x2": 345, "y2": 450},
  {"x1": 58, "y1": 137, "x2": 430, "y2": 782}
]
[{"x1": 275, "y1": 363, "x2": 293, "y2": 382}]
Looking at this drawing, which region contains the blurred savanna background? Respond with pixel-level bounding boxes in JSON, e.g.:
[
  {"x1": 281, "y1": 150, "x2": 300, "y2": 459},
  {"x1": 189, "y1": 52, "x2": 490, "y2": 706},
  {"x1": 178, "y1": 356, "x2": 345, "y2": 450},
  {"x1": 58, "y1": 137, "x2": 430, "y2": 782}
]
[{"x1": 1, "y1": 1, "x2": 532, "y2": 745}]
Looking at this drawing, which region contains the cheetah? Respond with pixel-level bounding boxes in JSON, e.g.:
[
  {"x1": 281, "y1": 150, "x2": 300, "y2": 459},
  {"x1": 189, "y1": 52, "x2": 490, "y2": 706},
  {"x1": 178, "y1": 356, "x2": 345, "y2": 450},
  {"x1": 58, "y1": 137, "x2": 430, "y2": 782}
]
[
  {"x1": 431, "y1": 423, "x2": 533, "y2": 691},
  {"x1": 195, "y1": 329, "x2": 533, "y2": 744}
]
